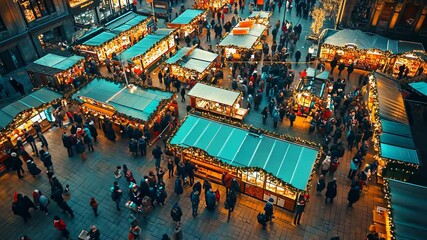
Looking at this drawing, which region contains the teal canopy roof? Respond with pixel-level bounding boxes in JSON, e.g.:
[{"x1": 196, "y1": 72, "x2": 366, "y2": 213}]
[
  {"x1": 166, "y1": 47, "x2": 218, "y2": 73},
  {"x1": 0, "y1": 88, "x2": 62, "y2": 129},
  {"x1": 171, "y1": 9, "x2": 204, "y2": 25},
  {"x1": 219, "y1": 23, "x2": 266, "y2": 49},
  {"x1": 170, "y1": 115, "x2": 319, "y2": 190},
  {"x1": 388, "y1": 179, "x2": 427, "y2": 239},
  {"x1": 105, "y1": 12, "x2": 148, "y2": 33},
  {"x1": 72, "y1": 78, "x2": 173, "y2": 121},
  {"x1": 29, "y1": 54, "x2": 84, "y2": 74},
  {"x1": 188, "y1": 83, "x2": 240, "y2": 106},
  {"x1": 83, "y1": 31, "x2": 118, "y2": 46},
  {"x1": 119, "y1": 29, "x2": 174, "y2": 62},
  {"x1": 409, "y1": 82, "x2": 427, "y2": 97}
]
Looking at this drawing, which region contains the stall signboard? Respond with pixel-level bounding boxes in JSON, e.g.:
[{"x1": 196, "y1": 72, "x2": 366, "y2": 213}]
[{"x1": 68, "y1": 0, "x2": 100, "y2": 14}]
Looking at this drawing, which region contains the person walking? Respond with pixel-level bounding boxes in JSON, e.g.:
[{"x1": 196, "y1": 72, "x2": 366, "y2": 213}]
[
  {"x1": 25, "y1": 131, "x2": 38, "y2": 156},
  {"x1": 111, "y1": 181, "x2": 123, "y2": 211},
  {"x1": 174, "y1": 177, "x2": 184, "y2": 196},
  {"x1": 347, "y1": 184, "x2": 361, "y2": 208},
  {"x1": 156, "y1": 183, "x2": 167, "y2": 206},
  {"x1": 138, "y1": 136, "x2": 147, "y2": 157},
  {"x1": 170, "y1": 202, "x2": 183, "y2": 226},
  {"x1": 264, "y1": 198, "x2": 274, "y2": 222},
  {"x1": 90, "y1": 197, "x2": 99, "y2": 216},
  {"x1": 348, "y1": 157, "x2": 360, "y2": 180},
  {"x1": 330, "y1": 57, "x2": 338, "y2": 75},
  {"x1": 289, "y1": 111, "x2": 296, "y2": 126},
  {"x1": 34, "y1": 122, "x2": 49, "y2": 149},
  {"x1": 347, "y1": 63, "x2": 354, "y2": 80},
  {"x1": 338, "y1": 63, "x2": 345, "y2": 76},
  {"x1": 225, "y1": 189, "x2": 237, "y2": 222},
  {"x1": 316, "y1": 175, "x2": 326, "y2": 195},
  {"x1": 33, "y1": 190, "x2": 49, "y2": 215},
  {"x1": 180, "y1": 87, "x2": 186, "y2": 102},
  {"x1": 12, "y1": 193, "x2": 35, "y2": 223},
  {"x1": 75, "y1": 137, "x2": 87, "y2": 160},
  {"x1": 129, "y1": 138, "x2": 138, "y2": 157},
  {"x1": 40, "y1": 149, "x2": 54, "y2": 171},
  {"x1": 167, "y1": 158, "x2": 174, "y2": 178},
  {"x1": 62, "y1": 132, "x2": 73, "y2": 157},
  {"x1": 293, "y1": 195, "x2": 306, "y2": 225},
  {"x1": 190, "y1": 189, "x2": 200, "y2": 217},
  {"x1": 10, "y1": 152, "x2": 25, "y2": 179},
  {"x1": 152, "y1": 146, "x2": 163, "y2": 169},
  {"x1": 294, "y1": 49, "x2": 301, "y2": 66},
  {"x1": 88, "y1": 225, "x2": 100, "y2": 240},
  {"x1": 53, "y1": 216, "x2": 70, "y2": 240},
  {"x1": 261, "y1": 107, "x2": 268, "y2": 124},
  {"x1": 205, "y1": 188, "x2": 216, "y2": 211},
  {"x1": 325, "y1": 178, "x2": 337, "y2": 204}
]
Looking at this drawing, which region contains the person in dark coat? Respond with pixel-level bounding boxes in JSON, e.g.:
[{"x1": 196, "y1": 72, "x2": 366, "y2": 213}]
[
  {"x1": 156, "y1": 183, "x2": 167, "y2": 206},
  {"x1": 294, "y1": 50, "x2": 301, "y2": 65},
  {"x1": 10, "y1": 152, "x2": 24, "y2": 179},
  {"x1": 293, "y1": 195, "x2": 306, "y2": 225},
  {"x1": 205, "y1": 189, "x2": 216, "y2": 211},
  {"x1": 264, "y1": 198, "x2": 274, "y2": 222},
  {"x1": 24, "y1": 131, "x2": 38, "y2": 156},
  {"x1": 190, "y1": 190, "x2": 200, "y2": 217},
  {"x1": 26, "y1": 160, "x2": 42, "y2": 177},
  {"x1": 62, "y1": 132, "x2": 73, "y2": 157},
  {"x1": 152, "y1": 146, "x2": 163, "y2": 169},
  {"x1": 325, "y1": 178, "x2": 337, "y2": 204},
  {"x1": 88, "y1": 121, "x2": 98, "y2": 142},
  {"x1": 174, "y1": 177, "x2": 184, "y2": 196},
  {"x1": 347, "y1": 63, "x2": 354, "y2": 79},
  {"x1": 316, "y1": 175, "x2": 326, "y2": 195},
  {"x1": 330, "y1": 58, "x2": 338, "y2": 75},
  {"x1": 128, "y1": 138, "x2": 138, "y2": 156},
  {"x1": 338, "y1": 63, "x2": 345, "y2": 76},
  {"x1": 347, "y1": 184, "x2": 361, "y2": 208},
  {"x1": 39, "y1": 149, "x2": 53, "y2": 171},
  {"x1": 12, "y1": 193, "x2": 36, "y2": 223},
  {"x1": 170, "y1": 202, "x2": 183, "y2": 226}
]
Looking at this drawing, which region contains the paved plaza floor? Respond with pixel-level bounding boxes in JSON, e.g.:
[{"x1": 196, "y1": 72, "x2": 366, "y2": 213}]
[{"x1": 0, "y1": 2, "x2": 388, "y2": 240}]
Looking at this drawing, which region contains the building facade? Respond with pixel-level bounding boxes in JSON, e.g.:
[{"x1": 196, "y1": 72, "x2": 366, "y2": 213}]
[{"x1": 339, "y1": 0, "x2": 427, "y2": 45}]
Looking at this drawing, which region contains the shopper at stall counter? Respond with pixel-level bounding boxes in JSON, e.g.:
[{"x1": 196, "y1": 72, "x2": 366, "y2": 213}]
[{"x1": 264, "y1": 198, "x2": 274, "y2": 222}]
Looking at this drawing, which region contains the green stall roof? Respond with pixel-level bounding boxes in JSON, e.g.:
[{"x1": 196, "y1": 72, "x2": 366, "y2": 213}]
[
  {"x1": 219, "y1": 23, "x2": 266, "y2": 49},
  {"x1": 170, "y1": 115, "x2": 319, "y2": 190},
  {"x1": 33, "y1": 54, "x2": 67, "y2": 67},
  {"x1": 388, "y1": 179, "x2": 427, "y2": 239},
  {"x1": 166, "y1": 47, "x2": 218, "y2": 73},
  {"x1": 119, "y1": 29, "x2": 174, "y2": 62},
  {"x1": 409, "y1": 82, "x2": 427, "y2": 97},
  {"x1": 32, "y1": 54, "x2": 84, "y2": 71},
  {"x1": 381, "y1": 119, "x2": 412, "y2": 138},
  {"x1": 188, "y1": 83, "x2": 240, "y2": 106},
  {"x1": 380, "y1": 143, "x2": 419, "y2": 164},
  {"x1": 72, "y1": 78, "x2": 173, "y2": 121},
  {"x1": 380, "y1": 133, "x2": 415, "y2": 149},
  {"x1": 0, "y1": 88, "x2": 62, "y2": 129},
  {"x1": 83, "y1": 31, "x2": 118, "y2": 46},
  {"x1": 171, "y1": 9, "x2": 204, "y2": 25},
  {"x1": 105, "y1": 12, "x2": 148, "y2": 33}
]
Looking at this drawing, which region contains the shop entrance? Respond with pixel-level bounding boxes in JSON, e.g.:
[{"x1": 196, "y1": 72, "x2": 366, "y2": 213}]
[
  {"x1": 0, "y1": 46, "x2": 25, "y2": 74},
  {"x1": 38, "y1": 26, "x2": 65, "y2": 49}
]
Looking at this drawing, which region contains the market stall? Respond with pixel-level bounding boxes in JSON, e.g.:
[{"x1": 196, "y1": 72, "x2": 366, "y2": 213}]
[
  {"x1": 105, "y1": 12, "x2": 154, "y2": 45},
  {"x1": 165, "y1": 46, "x2": 219, "y2": 82},
  {"x1": 389, "y1": 50, "x2": 427, "y2": 78},
  {"x1": 26, "y1": 54, "x2": 85, "y2": 91},
  {"x1": 168, "y1": 114, "x2": 321, "y2": 211},
  {"x1": 187, "y1": 83, "x2": 248, "y2": 121},
  {"x1": 368, "y1": 72, "x2": 420, "y2": 182},
  {"x1": 193, "y1": 0, "x2": 227, "y2": 10},
  {"x1": 0, "y1": 88, "x2": 62, "y2": 147},
  {"x1": 119, "y1": 29, "x2": 177, "y2": 73},
  {"x1": 382, "y1": 179, "x2": 427, "y2": 240},
  {"x1": 294, "y1": 68, "x2": 330, "y2": 117},
  {"x1": 76, "y1": 31, "x2": 120, "y2": 61},
  {"x1": 247, "y1": 11, "x2": 272, "y2": 25},
  {"x1": 167, "y1": 9, "x2": 206, "y2": 37},
  {"x1": 218, "y1": 21, "x2": 267, "y2": 60},
  {"x1": 72, "y1": 78, "x2": 178, "y2": 136},
  {"x1": 319, "y1": 29, "x2": 392, "y2": 70}
]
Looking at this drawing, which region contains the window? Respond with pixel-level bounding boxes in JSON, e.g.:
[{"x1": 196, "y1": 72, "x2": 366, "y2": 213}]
[
  {"x1": 98, "y1": 0, "x2": 113, "y2": 22},
  {"x1": 0, "y1": 16, "x2": 6, "y2": 32},
  {"x1": 398, "y1": 4, "x2": 419, "y2": 27},
  {"x1": 68, "y1": 0, "x2": 93, "y2": 8},
  {"x1": 111, "y1": 0, "x2": 130, "y2": 12},
  {"x1": 18, "y1": 0, "x2": 53, "y2": 23}
]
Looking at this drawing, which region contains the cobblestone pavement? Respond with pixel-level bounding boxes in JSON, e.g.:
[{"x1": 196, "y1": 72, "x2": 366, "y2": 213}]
[{"x1": 0, "y1": 2, "x2": 386, "y2": 240}]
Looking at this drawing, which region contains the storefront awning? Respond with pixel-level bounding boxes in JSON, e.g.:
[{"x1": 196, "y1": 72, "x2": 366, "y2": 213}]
[
  {"x1": 170, "y1": 115, "x2": 319, "y2": 190},
  {"x1": 219, "y1": 23, "x2": 266, "y2": 49},
  {"x1": 170, "y1": 9, "x2": 204, "y2": 25},
  {"x1": 409, "y1": 82, "x2": 427, "y2": 97},
  {"x1": 83, "y1": 31, "x2": 118, "y2": 46},
  {"x1": 375, "y1": 73, "x2": 409, "y2": 124},
  {"x1": 387, "y1": 179, "x2": 427, "y2": 239},
  {"x1": 0, "y1": 88, "x2": 62, "y2": 129},
  {"x1": 188, "y1": 83, "x2": 240, "y2": 106},
  {"x1": 72, "y1": 78, "x2": 173, "y2": 121},
  {"x1": 119, "y1": 29, "x2": 174, "y2": 62},
  {"x1": 380, "y1": 143, "x2": 419, "y2": 164},
  {"x1": 105, "y1": 12, "x2": 148, "y2": 33}
]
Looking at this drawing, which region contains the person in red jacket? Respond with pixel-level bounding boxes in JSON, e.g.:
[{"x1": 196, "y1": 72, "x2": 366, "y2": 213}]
[{"x1": 53, "y1": 216, "x2": 70, "y2": 240}]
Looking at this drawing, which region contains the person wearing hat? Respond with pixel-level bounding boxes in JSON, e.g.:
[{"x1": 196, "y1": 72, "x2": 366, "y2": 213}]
[
  {"x1": 170, "y1": 202, "x2": 183, "y2": 226},
  {"x1": 88, "y1": 225, "x2": 100, "y2": 240},
  {"x1": 26, "y1": 159, "x2": 42, "y2": 177},
  {"x1": 264, "y1": 198, "x2": 274, "y2": 222},
  {"x1": 53, "y1": 216, "x2": 70, "y2": 240},
  {"x1": 10, "y1": 152, "x2": 25, "y2": 179},
  {"x1": 190, "y1": 189, "x2": 200, "y2": 217}
]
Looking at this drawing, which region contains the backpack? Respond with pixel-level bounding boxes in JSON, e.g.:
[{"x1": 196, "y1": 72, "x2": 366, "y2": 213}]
[{"x1": 257, "y1": 213, "x2": 266, "y2": 224}]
